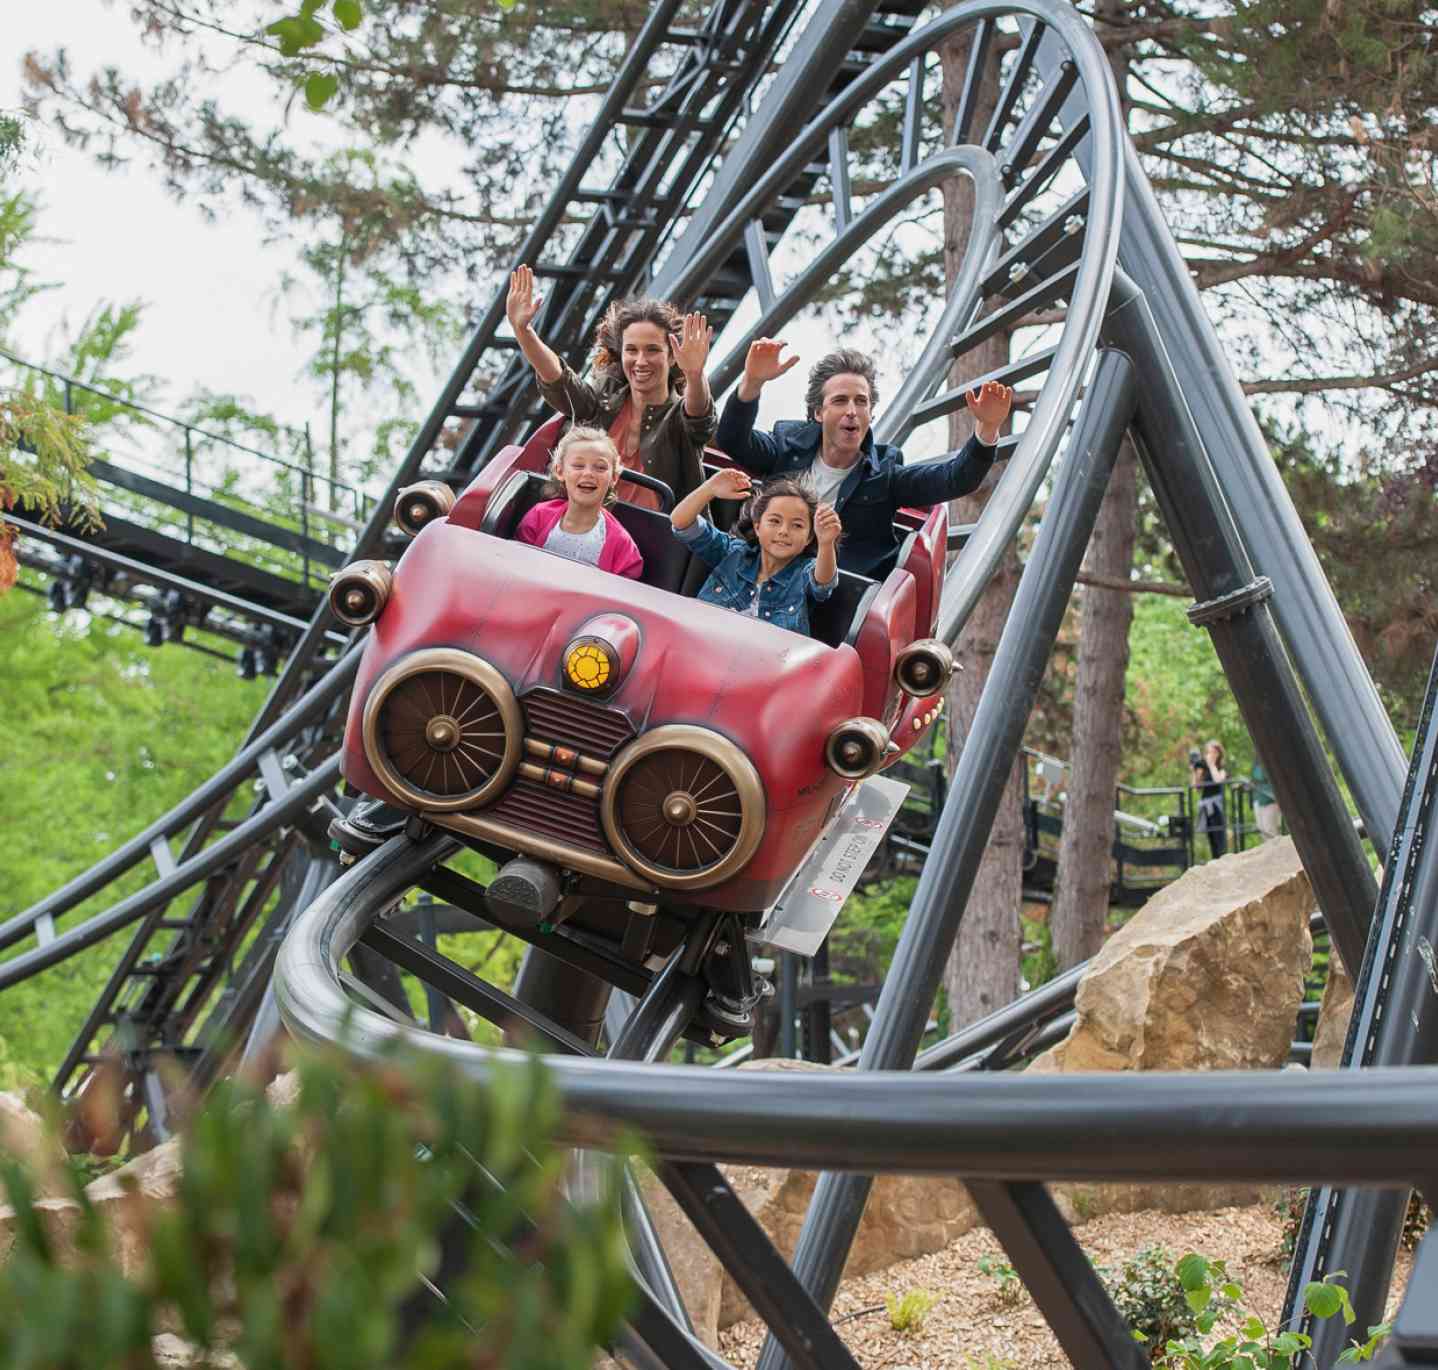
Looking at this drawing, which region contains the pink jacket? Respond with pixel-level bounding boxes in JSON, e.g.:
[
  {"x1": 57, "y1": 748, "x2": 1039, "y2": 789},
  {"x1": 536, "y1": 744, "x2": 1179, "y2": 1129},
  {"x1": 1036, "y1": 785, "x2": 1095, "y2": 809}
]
[{"x1": 515, "y1": 500, "x2": 644, "y2": 580}]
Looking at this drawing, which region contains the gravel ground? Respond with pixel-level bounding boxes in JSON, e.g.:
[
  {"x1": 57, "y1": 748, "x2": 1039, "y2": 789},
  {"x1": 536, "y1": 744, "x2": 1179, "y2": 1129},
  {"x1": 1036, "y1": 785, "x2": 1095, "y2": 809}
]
[{"x1": 717, "y1": 1200, "x2": 1415, "y2": 1369}]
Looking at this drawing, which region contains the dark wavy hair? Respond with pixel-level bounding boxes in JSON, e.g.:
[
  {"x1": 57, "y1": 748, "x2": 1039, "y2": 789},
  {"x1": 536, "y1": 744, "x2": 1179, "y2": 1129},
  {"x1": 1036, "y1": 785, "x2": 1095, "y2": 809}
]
[
  {"x1": 804, "y1": 348, "x2": 880, "y2": 421},
  {"x1": 591, "y1": 297, "x2": 686, "y2": 391},
  {"x1": 735, "y1": 476, "x2": 819, "y2": 553}
]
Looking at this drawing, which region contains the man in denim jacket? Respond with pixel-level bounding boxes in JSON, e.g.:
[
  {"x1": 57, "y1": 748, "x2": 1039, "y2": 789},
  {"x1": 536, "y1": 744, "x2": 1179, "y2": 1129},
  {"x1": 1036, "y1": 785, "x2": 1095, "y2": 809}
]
[{"x1": 716, "y1": 341, "x2": 1012, "y2": 578}]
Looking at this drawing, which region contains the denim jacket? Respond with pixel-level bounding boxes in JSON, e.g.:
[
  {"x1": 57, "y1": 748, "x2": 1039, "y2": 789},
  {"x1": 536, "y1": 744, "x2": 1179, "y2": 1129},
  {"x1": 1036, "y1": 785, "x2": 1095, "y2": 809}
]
[
  {"x1": 674, "y1": 517, "x2": 835, "y2": 636},
  {"x1": 716, "y1": 392, "x2": 995, "y2": 578}
]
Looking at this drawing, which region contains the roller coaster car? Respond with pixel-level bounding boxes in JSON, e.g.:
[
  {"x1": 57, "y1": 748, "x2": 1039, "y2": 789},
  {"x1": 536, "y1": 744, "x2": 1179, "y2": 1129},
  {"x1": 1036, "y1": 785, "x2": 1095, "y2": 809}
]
[{"x1": 331, "y1": 415, "x2": 952, "y2": 1019}]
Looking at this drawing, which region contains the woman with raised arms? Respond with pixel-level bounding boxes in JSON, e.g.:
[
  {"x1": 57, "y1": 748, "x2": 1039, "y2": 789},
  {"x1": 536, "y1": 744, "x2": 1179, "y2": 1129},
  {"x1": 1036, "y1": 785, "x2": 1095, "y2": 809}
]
[{"x1": 506, "y1": 265, "x2": 715, "y2": 509}]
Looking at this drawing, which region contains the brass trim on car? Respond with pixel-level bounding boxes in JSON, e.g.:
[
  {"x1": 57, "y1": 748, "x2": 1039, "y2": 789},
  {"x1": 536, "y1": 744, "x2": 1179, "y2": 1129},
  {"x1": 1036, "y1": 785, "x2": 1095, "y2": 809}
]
[
  {"x1": 426, "y1": 811, "x2": 656, "y2": 894},
  {"x1": 894, "y1": 638, "x2": 955, "y2": 698},
  {"x1": 328, "y1": 560, "x2": 394, "y2": 628},
  {"x1": 825, "y1": 716, "x2": 890, "y2": 780},
  {"x1": 393, "y1": 480, "x2": 456, "y2": 537},
  {"x1": 361, "y1": 648, "x2": 522, "y2": 813},
  {"x1": 601, "y1": 724, "x2": 766, "y2": 891}
]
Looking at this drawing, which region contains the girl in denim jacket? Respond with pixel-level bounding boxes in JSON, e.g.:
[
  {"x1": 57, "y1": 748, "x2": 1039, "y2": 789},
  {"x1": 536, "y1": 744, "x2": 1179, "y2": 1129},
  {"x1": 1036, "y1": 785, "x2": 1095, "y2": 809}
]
[{"x1": 670, "y1": 469, "x2": 841, "y2": 636}]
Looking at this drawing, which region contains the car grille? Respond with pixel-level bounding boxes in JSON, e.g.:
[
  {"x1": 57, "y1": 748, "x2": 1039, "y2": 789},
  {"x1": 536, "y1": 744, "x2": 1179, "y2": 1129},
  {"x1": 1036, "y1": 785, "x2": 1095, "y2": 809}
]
[{"x1": 485, "y1": 688, "x2": 636, "y2": 854}]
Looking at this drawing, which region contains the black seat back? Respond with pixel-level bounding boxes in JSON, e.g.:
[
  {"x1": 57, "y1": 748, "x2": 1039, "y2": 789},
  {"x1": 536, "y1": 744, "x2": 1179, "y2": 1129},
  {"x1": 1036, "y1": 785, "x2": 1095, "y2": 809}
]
[
  {"x1": 811, "y1": 570, "x2": 880, "y2": 648},
  {"x1": 609, "y1": 502, "x2": 693, "y2": 594},
  {"x1": 480, "y1": 471, "x2": 551, "y2": 539}
]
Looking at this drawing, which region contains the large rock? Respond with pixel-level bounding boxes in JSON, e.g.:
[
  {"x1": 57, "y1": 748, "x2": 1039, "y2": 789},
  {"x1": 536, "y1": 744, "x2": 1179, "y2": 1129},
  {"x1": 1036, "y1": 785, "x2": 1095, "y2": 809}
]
[
  {"x1": 1311, "y1": 955, "x2": 1355, "y2": 1069},
  {"x1": 1030, "y1": 836, "x2": 1313, "y2": 1075},
  {"x1": 0, "y1": 1091, "x2": 68, "y2": 1196},
  {"x1": 1030, "y1": 837, "x2": 1313, "y2": 1216}
]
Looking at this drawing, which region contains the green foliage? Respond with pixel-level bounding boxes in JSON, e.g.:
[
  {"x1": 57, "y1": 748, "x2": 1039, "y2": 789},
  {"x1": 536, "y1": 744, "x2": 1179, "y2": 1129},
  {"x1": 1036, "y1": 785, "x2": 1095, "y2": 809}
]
[
  {"x1": 1096, "y1": 1245, "x2": 1198, "y2": 1360},
  {"x1": 959, "y1": 1357, "x2": 1017, "y2": 1370},
  {"x1": 884, "y1": 1286, "x2": 938, "y2": 1333},
  {"x1": 1337, "y1": 1322, "x2": 1394, "y2": 1364},
  {"x1": 977, "y1": 1254, "x2": 1024, "y2": 1308},
  {"x1": 0, "y1": 593, "x2": 267, "y2": 1082},
  {"x1": 0, "y1": 1043, "x2": 633, "y2": 1368},
  {"x1": 1020, "y1": 913, "x2": 1057, "y2": 991},
  {"x1": 1156, "y1": 1254, "x2": 1366, "y2": 1370},
  {"x1": 1272, "y1": 1186, "x2": 1308, "y2": 1272}
]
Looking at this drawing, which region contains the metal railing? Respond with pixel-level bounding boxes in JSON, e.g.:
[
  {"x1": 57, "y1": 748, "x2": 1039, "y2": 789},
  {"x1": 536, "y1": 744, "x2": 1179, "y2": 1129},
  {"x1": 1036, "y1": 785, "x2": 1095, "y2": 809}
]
[{"x1": 3, "y1": 349, "x2": 375, "y2": 592}]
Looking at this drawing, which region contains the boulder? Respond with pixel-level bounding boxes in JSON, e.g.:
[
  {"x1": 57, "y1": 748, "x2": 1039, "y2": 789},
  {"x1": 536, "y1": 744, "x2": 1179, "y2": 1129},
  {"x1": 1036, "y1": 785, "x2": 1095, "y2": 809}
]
[
  {"x1": 0, "y1": 1091, "x2": 68, "y2": 1196},
  {"x1": 82, "y1": 1137, "x2": 185, "y2": 1277},
  {"x1": 1030, "y1": 837, "x2": 1313, "y2": 1215},
  {"x1": 1311, "y1": 955, "x2": 1355, "y2": 1069},
  {"x1": 1030, "y1": 836, "x2": 1313, "y2": 1075}
]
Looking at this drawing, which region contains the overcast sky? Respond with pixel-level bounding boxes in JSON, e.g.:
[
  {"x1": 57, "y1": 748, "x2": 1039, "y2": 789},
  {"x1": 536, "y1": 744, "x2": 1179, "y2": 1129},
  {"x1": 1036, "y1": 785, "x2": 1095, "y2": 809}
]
[{"x1": 0, "y1": 8, "x2": 847, "y2": 465}]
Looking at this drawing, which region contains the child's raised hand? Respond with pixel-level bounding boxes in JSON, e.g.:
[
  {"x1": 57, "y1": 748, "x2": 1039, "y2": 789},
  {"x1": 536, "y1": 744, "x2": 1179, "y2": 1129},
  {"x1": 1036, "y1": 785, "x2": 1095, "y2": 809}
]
[
  {"x1": 707, "y1": 467, "x2": 754, "y2": 501},
  {"x1": 965, "y1": 380, "x2": 1013, "y2": 442},
  {"x1": 506, "y1": 265, "x2": 542, "y2": 331},
  {"x1": 814, "y1": 503, "x2": 842, "y2": 547}
]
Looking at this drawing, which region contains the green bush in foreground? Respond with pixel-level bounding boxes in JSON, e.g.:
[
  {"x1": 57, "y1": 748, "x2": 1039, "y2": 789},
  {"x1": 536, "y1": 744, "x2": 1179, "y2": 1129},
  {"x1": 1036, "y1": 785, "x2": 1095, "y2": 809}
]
[
  {"x1": 1156, "y1": 1253, "x2": 1390, "y2": 1369},
  {"x1": 0, "y1": 1045, "x2": 634, "y2": 1369}
]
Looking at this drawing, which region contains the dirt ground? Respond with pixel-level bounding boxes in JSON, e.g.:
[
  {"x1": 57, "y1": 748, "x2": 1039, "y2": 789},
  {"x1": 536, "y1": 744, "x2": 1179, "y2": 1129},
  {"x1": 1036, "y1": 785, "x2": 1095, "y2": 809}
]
[{"x1": 717, "y1": 1200, "x2": 1414, "y2": 1369}]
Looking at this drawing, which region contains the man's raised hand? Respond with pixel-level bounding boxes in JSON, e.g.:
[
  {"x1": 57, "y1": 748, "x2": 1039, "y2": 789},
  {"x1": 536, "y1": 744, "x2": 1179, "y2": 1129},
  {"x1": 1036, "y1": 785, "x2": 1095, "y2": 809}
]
[
  {"x1": 741, "y1": 338, "x2": 800, "y2": 394},
  {"x1": 506, "y1": 265, "x2": 542, "y2": 332},
  {"x1": 670, "y1": 312, "x2": 713, "y2": 377},
  {"x1": 964, "y1": 380, "x2": 1013, "y2": 444}
]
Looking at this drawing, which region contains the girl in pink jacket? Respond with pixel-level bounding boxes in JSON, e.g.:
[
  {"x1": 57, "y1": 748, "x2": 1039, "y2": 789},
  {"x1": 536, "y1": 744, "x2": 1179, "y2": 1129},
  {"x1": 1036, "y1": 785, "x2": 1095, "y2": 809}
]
[{"x1": 516, "y1": 426, "x2": 644, "y2": 579}]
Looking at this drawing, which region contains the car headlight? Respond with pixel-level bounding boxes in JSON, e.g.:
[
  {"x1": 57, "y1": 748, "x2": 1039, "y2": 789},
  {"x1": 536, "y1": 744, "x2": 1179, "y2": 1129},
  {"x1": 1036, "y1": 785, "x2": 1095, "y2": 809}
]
[
  {"x1": 601, "y1": 726, "x2": 765, "y2": 890},
  {"x1": 361, "y1": 648, "x2": 521, "y2": 811}
]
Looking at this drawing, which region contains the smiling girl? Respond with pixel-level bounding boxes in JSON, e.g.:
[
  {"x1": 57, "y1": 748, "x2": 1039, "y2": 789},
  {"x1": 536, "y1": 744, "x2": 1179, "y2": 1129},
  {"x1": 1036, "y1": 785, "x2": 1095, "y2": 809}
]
[
  {"x1": 670, "y1": 468, "x2": 841, "y2": 636},
  {"x1": 506, "y1": 266, "x2": 715, "y2": 509},
  {"x1": 516, "y1": 426, "x2": 644, "y2": 579}
]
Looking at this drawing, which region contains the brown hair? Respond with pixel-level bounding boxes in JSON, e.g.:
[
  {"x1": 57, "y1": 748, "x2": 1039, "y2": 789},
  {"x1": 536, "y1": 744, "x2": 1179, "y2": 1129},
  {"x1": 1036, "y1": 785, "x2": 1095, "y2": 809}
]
[
  {"x1": 545, "y1": 425, "x2": 622, "y2": 505},
  {"x1": 804, "y1": 348, "x2": 879, "y2": 422},
  {"x1": 735, "y1": 477, "x2": 819, "y2": 554},
  {"x1": 591, "y1": 297, "x2": 686, "y2": 391}
]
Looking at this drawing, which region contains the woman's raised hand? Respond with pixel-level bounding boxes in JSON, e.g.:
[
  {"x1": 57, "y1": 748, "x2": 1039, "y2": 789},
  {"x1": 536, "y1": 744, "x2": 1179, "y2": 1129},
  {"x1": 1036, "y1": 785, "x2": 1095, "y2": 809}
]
[
  {"x1": 743, "y1": 337, "x2": 800, "y2": 388},
  {"x1": 670, "y1": 312, "x2": 713, "y2": 377},
  {"x1": 707, "y1": 467, "x2": 754, "y2": 501},
  {"x1": 506, "y1": 265, "x2": 542, "y2": 332}
]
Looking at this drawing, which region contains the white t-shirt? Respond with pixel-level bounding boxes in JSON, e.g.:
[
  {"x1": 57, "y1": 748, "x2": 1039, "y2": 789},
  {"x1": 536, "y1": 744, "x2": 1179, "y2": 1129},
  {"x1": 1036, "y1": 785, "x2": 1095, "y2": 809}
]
[
  {"x1": 807, "y1": 454, "x2": 852, "y2": 507},
  {"x1": 543, "y1": 514, "x2": 606, "y2": 566}
]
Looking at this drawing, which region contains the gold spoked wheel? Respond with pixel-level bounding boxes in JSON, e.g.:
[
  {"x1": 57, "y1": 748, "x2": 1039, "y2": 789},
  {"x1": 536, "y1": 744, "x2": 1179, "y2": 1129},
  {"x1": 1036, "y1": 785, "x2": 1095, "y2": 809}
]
[
  {"x1": 361, "y1": 649, "x2": 521, "y2": 812},
  {"x1": 602, "y1": 726, "x2": 764, "y2": 890}
]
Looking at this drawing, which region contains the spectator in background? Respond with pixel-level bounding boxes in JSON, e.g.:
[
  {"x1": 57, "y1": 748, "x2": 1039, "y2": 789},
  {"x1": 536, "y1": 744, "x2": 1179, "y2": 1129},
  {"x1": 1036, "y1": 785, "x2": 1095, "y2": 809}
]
[
  {"x1": 1250, "y1": 756, "x2": 1281, "y2": 841},
  {"x1": 1191, "y1": 738, "x2": 1228, "y2": 859}
]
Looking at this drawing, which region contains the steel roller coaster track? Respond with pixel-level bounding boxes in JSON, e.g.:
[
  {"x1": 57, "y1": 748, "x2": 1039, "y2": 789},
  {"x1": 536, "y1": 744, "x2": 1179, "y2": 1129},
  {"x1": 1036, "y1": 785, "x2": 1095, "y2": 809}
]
[{"x1": 8, "y1": 0, "x2": 1437, "y2": 1361}]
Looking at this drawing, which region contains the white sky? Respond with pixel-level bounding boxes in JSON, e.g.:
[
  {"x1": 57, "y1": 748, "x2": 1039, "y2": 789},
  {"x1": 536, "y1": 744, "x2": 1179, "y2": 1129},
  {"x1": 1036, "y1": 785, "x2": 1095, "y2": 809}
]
[
  {"x1": 0, "y1": 6, "x2": 834, "y2": 460},
  {"x1": 1, "y1": 7, "x2": 352, "y2": 431}
]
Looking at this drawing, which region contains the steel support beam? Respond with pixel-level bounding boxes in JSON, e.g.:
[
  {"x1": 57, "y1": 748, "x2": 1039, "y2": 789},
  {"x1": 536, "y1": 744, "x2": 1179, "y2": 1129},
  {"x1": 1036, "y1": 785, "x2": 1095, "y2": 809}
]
[
  {"x1": 1285, "y1": 643, "x2": 1438, "y2": 1362},
  {"x1": 1101, "y1": 273, "x2": 1379, "y2": 981},
  {"x1": 756, "y1": 348, "x2": 1138, "y2": 1370}
]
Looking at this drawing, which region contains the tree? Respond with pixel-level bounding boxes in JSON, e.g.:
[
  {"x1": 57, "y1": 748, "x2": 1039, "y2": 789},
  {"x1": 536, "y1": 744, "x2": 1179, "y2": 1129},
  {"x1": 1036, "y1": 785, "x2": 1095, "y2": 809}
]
[
  {"x1": 937, "y1": 33, "x2": 1023, "y2": 1031},
  {"x1": 1048, "y1": 0, "x2": 1144, "y2": 972},
  {"x1": 23, "y1": 0, "x2": 659, "y2": 288}
]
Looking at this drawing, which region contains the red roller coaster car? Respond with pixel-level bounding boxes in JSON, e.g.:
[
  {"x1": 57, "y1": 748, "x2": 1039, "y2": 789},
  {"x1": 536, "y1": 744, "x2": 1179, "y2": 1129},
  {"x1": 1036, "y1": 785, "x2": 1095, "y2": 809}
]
[{"x1": 330, "y1": 415, "x2": 953, "y2": 985}]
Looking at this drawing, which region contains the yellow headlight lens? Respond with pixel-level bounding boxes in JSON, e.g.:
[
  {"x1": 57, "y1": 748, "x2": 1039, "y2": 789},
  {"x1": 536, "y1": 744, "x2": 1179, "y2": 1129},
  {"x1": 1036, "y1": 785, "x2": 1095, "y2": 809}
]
[{"x1": 565, "y1": 641, "x2": 613, "y2": 692}]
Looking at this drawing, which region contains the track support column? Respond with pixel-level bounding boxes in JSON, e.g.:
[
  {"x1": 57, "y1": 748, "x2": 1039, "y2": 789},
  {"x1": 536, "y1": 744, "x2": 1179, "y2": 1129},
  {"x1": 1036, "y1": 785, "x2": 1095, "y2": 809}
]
[
  {"x1": 758, "y1": 348, "x2": 1141, "y2": 1370},
  {"x1": 1101, "y1": 273, "x2": 1379, "y2": 981}
]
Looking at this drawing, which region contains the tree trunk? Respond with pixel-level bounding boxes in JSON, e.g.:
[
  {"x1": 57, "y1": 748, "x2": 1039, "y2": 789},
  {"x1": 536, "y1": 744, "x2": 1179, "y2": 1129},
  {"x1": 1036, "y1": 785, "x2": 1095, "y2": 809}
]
[
  {"x1": 938, "y1": 31, "x2": 1023, "y2": 1031},
  {"x1": 1050, "y1": 437, "x2": 1140, "y2": 968},
  {"x1": 1049, "y1": 0, "x2": 1142, "y2": 972}
]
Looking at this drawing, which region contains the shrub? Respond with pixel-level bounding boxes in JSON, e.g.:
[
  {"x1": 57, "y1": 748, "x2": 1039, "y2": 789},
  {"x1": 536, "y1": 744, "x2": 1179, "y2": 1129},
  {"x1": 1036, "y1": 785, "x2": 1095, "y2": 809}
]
[
  {"x1": 0, "y1": 1043, "x2": 633, "y2": 1368},
  {"x1": 885, "y1": 1287, "x2": 938, "y2": 1332},
  {"x1": 1098, "y1": 1244, "x2": 1198, "y2": 1358},
  {"x1": 978, "y1": 1254, "x2": 1025, "y2": 1308}
]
